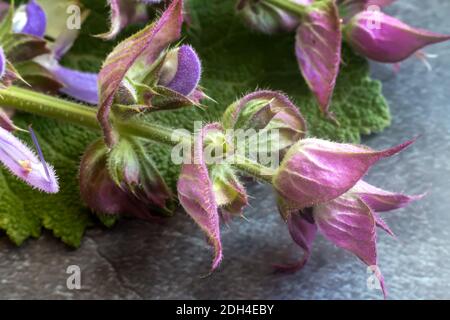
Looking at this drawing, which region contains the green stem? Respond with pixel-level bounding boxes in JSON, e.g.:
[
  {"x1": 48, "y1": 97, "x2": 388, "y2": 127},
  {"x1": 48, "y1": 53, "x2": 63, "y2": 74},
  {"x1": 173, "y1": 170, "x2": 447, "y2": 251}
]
[
  {"x1": 264, "y1": 0, "x2": 308, "y2": 18},
  {"x1": 0, "y1": 86, "x2": 275, "y2": 182}
]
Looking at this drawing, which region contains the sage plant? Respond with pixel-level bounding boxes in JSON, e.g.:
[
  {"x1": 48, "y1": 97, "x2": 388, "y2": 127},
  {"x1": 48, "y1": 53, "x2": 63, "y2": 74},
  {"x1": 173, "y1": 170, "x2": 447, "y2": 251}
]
[{"x1": 0, "y1": 0, "x2": 425, "y2": 297}]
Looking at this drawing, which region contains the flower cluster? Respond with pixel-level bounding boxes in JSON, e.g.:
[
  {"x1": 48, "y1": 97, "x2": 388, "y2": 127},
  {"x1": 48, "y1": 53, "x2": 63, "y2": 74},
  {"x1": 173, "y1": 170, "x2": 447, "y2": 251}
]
[
  {"x1": 237, "y1": 0, "x2": 450, "y2": 115},
  {"x1": 0, "y1": 0, "x2": 426, "y2": 298}
]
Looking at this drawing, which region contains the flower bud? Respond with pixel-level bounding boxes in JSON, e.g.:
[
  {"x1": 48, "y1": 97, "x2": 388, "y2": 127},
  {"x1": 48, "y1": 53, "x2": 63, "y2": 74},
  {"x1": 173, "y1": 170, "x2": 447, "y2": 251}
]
[
  {"x1": 344, "y1": 10, "x2": 450, "y2": 63},
  {"x1": 222, "y1": 90, "x2": 307, "y2": 153},
  {"x1": 79, "y1": 139, "x2": 172, "y2": 220},
  {"x1": 211, "y1": 166, "x2": 248, "y2": 218},
  {"x1": 273, "y1": 138, "x2": 415, "y2": 209},
  {"x1": 158, "y1": 45, "x2": 202, "y2": 97},
  {"x1": 12, "y1": 0, "x2": 46, "y2": 38}
]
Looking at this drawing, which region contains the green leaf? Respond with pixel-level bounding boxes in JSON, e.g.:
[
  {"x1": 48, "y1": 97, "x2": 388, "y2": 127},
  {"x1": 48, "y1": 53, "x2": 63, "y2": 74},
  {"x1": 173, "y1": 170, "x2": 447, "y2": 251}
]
[{"x1": 0, "y1": 0, "x2": 390, "y2": 246}]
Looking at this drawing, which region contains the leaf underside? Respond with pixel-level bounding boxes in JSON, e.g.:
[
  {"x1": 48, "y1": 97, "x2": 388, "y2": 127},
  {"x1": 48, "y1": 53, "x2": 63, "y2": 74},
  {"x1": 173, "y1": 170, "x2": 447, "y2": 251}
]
[{"x1": 0, "y1": 0, "x2": 390, "y2": 246}]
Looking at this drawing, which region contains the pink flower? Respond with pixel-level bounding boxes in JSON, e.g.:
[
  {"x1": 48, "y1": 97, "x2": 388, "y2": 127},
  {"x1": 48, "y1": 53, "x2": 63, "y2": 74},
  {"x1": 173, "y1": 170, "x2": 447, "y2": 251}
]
[{"x1": 344, "y1": 10, "x2": 450, "y2": 63}]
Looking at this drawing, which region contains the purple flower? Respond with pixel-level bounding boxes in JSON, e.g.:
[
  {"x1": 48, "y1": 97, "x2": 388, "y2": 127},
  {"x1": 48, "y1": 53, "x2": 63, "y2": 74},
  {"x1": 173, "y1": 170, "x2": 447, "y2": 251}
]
[
  {"x1": 12, "y1": 0, "x2": 46, "y2": 38},
  {"x1": 158, "y1": 45, "x2": 202, "y2": 97},
  {"x1": 0, "y1": 126, "x2": 58, "y2": 193},
  {"x1": 344, "y1": 10, "x2": 450, "y2": 63},
  {"x1": 35, "y1": 55, "x2": 99, "y2": 105}
]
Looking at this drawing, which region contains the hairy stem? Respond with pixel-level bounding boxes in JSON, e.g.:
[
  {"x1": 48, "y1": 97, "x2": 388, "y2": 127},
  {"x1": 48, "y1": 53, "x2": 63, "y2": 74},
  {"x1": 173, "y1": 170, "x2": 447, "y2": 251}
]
[{"x1": 0, "y1": 86, "x2": 275, "y2": 182}]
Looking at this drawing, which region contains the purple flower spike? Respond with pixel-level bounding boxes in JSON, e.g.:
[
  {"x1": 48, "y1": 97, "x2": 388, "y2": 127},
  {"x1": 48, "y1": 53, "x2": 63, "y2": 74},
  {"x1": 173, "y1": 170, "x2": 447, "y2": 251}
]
[
  {"x1": 295, "y1": 0, "x2": 342, "y2": 114},
  {"x1": 0, "y1": 126, "x2": 58, "y2": 193},
  {"x1": 353, "y1": 180, "x2": 424, "y2": 213},
  {"x1": 177, "y1": 123, "x2": 223, "y2": 272},
  {"x1": 345, "y1": 11, "x2": 450, "y2": 63},
  {"x1": 13, "y1": 0, "x2": 47, "y2": 38},
  {"x1": 273, "y1": 138, "x2": 415, "y2": 209},
  {"x1": 159, "y1": 45, "x2": 202, "y2": 96}
]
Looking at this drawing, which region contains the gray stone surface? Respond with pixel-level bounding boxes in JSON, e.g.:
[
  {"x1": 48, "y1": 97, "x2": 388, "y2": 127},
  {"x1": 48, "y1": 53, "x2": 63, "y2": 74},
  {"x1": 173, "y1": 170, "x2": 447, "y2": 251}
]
[{"x1": 1, "y1": 0, "x2": 450, "y2": 300}]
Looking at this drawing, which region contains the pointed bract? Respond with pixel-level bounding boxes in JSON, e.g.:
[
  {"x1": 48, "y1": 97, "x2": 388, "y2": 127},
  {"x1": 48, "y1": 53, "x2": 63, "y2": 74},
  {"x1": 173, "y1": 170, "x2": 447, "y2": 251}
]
[
  {"x1": 295, "y1": 0, "x2": 341, "y2": 114},
  {"x1": 177, "y1": 123, "x2": 223, "y2": 271},
  {"x1": 273, "y1": 138, "x2": 415, "y2": 209},
  {"x1": 353, "y1": 180, "x2": 424, "y2": 212},
  {"x1": 313, "y1": 194, "x2": 387, "y2": 297},
  {"x1": 345, "y1": 11, "x2": 450, "y2": 63},
  {"x1": 98, "y1": 0, "x2": 183, "y2": 146}
]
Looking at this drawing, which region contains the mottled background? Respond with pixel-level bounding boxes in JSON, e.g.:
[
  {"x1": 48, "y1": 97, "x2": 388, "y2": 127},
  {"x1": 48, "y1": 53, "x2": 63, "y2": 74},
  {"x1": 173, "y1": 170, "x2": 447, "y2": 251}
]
[{"x1": 1, "y1": 0, "x2": 449, "y2": 300}]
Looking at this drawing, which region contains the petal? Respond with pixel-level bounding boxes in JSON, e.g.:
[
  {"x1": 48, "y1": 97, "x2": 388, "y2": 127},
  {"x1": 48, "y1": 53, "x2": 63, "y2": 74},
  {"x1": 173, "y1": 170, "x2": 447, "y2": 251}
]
[
  {"x1": 35, "y1": 55, "x2": 99, "y2": 105},
  {"x1": 346, "y1": 11, "x2": 450, "y2": 63},
  {"x1": 177, "y1": 123, "x2": 223, "y2": 271},
  {"x1": 353, "y1": 180, "x2": 424, "y2": 212},
  {"x1": 14, "y1": 0, "x2": 47, "y2": 38},
  {"x1": 275, "y1": 207, "x2": 317, "y2": 273},
  {"x1": 53, "y1": 65, "x2": 99, "y2": 105},
  {"x1": 314, "y1": 194, "x2": 387, "y2": 297},
  {"x1": 273, "y1": 138, "x2": 415, "y2": 209},
  {"x1": 162, "y1": 45, "x2": 202, "y2": 96},
  {"x1": 98, "y1": 0, "x2": 183, "y2": 146},
  {"x1": 0, "y1": 126, "x2": 58, "y2": 193},
  {"x1": 295, "y1": 0, "x2": 341, "y2": 114}
]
